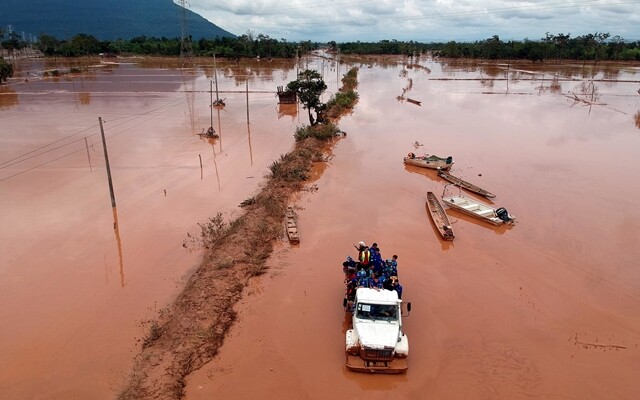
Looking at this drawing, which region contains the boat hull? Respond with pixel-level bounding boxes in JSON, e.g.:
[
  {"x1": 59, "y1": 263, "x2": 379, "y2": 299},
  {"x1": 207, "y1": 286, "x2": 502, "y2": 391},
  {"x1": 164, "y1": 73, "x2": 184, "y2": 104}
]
[
  {"x1": 285, "y1": 207, "x2": 300, "y2": 243},
  {"x1": 437, "y1": 170, "x2": 496, "y2": 198},
  {"x1": 441, "y1": 195, "x2": 515, "y2": 226},
  {"x1": 403, "y1": 157, "x2": 453, "y2": 170},
  {"x1": 426, "y1": 192, "x2": 455, "y2": 240}
]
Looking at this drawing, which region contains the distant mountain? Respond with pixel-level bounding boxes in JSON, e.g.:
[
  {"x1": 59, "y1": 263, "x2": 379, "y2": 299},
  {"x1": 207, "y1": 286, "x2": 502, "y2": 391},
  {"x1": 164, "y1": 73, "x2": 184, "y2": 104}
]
[{"x1": 1, "y1": 0, "x2": 235, "y2": 41}]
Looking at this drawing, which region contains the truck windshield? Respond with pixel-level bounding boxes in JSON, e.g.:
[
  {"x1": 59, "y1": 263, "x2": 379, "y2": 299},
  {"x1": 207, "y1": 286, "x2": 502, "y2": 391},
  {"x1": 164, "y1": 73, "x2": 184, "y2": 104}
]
[{"x1": 356, "y1": 303, "x2": 398, "y2": 321}]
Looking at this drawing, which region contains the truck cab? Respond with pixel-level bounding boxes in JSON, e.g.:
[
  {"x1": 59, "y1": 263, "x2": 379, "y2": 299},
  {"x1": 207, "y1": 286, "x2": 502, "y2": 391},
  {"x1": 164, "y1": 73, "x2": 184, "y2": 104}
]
[{"x1": 345, "y1": 287, "x2": 410, "y2": 373}]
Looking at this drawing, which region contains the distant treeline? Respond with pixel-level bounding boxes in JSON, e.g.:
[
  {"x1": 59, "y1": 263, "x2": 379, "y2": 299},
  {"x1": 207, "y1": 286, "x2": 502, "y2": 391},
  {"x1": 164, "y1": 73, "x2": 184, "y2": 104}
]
[
  {"x1": 0, "y1": 30, "x2": 317, "y2": 58},
  {"x1": 2, "y1": 29, "x2": 640, "y2": 61},
  {"x1": 336, "y1": 33, "x2": 640, "y2": 61}
]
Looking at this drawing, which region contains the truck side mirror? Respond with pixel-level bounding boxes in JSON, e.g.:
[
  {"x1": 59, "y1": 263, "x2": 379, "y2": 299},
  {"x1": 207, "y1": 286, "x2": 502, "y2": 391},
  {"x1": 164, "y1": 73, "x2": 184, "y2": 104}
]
[{"x1": 343, "y1": 298, "x2": 348, "y2": 308}]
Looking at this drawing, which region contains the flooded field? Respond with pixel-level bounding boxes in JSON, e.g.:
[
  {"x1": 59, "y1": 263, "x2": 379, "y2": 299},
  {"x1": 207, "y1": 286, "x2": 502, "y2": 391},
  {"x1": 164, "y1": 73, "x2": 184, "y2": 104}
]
[{"x1": 2, "y1": 55, "x2": 640, "y2": 399}]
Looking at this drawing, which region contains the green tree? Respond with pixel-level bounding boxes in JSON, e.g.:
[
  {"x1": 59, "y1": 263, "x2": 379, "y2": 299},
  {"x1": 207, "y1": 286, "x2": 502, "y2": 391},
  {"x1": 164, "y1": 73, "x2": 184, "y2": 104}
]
[
  {"x1": 37, "y1": 34, "x2": 61, "y2": 55},
  {"x1": 553, "y1": 33, "x2": 571, "y2": 63},
  {"x1": 286, "y1": 69, "x2": 327, "y2": 125},
  {"x1": 0, "y1": 58, "x2": 14, "y2": 83},
  {"x1": 481, "y1": 35, "x2": 502, "y2": 60},
  {"x1": 1, "y1": 31, "x2": 23, "y2": 55},
  {"x1": 68, "y1": 33, "x2": 102, "y2": 55}
]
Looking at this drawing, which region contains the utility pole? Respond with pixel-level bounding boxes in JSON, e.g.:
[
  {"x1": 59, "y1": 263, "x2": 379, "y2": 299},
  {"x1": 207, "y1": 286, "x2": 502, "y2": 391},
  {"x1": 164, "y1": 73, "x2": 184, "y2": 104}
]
[
  {"x1": 245, "y1": 80, "x2": 250, "y2": 123},
  {"x1": 98, "y1": 117, "x2": 117, "y2": 222},
  {"x1": 178, "y1": 0, "x2": 193, "y2": 64}
]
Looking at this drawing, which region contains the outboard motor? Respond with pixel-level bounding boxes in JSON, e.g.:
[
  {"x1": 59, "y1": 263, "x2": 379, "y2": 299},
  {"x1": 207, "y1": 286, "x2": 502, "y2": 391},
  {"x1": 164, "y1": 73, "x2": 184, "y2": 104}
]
[
  {"x1": 495, "y1": 207, "x2": 511, "y2": 222},
  {"x1": 445, "y1": 156, "x2": 453, "y2": 164}
]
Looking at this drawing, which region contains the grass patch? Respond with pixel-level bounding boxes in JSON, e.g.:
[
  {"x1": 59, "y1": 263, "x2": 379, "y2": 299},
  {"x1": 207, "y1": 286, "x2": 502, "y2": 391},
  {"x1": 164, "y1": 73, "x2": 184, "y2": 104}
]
[
  {"x1": 255, "y1": 193, "x2": 286, "y2": 218},
  {"x1": 268, "y1": 153, "x2": 310, "y2": 181},
  {"x1": 326, "y1": 90, "x2": 359, "y2": 118},
  {"x1": 341, "y1": 67, "x2": 359, "y2": 91},
  {"x1": 142, "y1": 321, "x2": 163, "y2": 349},
  {"x1": 216, "y1": 257, "x2": 234, "y2": 270},
  {"x1": 294, "y1": 123, "x2": 341, "y2": 142}
]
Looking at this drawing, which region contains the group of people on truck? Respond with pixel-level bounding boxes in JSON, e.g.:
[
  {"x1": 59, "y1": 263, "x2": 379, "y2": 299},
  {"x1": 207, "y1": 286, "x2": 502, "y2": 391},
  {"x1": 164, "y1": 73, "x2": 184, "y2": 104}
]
[{"x1": 343, "y1": 241, "x2": 404, "y2": 307}]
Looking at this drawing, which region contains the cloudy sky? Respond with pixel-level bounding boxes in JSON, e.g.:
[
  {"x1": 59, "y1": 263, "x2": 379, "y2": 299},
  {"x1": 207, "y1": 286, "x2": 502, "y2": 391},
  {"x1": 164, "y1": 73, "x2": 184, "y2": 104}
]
[{"x1": 187, "y1": 0, "x2": 640, "y2": 42}]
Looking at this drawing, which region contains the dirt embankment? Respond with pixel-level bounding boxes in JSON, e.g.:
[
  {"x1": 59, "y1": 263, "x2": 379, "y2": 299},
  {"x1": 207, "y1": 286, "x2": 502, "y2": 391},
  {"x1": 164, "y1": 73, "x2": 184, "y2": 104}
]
[{"x1": 117, "y1": 70, "x2": 358, "y2": 400}]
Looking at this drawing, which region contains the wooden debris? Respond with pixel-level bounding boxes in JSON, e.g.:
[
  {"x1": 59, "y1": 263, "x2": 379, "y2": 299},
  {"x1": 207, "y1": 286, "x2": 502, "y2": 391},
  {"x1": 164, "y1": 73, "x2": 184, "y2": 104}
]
[{"x1": 407, "y1": 98, "x2": 421, "y2": 106}]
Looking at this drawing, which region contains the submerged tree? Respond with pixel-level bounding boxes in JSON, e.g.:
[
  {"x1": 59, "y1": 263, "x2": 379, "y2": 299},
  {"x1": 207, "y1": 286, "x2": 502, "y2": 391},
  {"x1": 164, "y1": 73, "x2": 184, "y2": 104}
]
[
  {"x1": 0, "y1": 58, "x2": 14, "y2": 83},
  {"x1": 286, "y1": 69, "x2": 327, "y2": 125}
]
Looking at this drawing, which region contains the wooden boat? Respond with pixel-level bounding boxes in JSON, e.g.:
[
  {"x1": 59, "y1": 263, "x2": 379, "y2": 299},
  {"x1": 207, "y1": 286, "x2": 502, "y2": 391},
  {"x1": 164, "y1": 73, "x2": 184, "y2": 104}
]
[
  {"x1": 403, "y1": 153, "x2": 454, "y2": 170},
  {"x1": 441, "y1": 194, "x2": 515, "y2": 226},
  {"x1": 438, "y1": 170, "x2": 496, "y2": 198},
  {"x1": 426, "y1": 192, "x2": 455, "y2": 240},
  {"x1": 285, "y1": 206, "x2": 300, "y2": 244}
]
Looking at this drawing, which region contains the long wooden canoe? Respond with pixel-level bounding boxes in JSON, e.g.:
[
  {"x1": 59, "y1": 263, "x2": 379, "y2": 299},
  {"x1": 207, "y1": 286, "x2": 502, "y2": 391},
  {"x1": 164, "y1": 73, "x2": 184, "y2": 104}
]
[
  {"x1": 285, "y1": 206, "x2": 300, "y2": 244},
  {"x1": 441, "y1": 194, "x2": 515, "y2": 226},
  {"x1": 426, "y1": 192, "x2": 455, "y2": 240},
  {"x1": 437, "y1": 170, "x2": 496, "y2": 198}
]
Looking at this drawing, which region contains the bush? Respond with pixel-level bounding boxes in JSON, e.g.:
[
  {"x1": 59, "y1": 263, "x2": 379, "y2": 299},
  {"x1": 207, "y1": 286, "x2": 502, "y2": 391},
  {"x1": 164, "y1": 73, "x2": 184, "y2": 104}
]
[
  {"x1": 325, "y1": 90, "x2": 359, "y2": 118},
  {"x1": 294, "y1": 123, "x2": 340, "y2": 142},
  {"x1": 197, "y1": 212, "x2": 228, "y2": 248},
  {"x1": 341, "y1": 67, "x2": 358, "y2": 91},
  {"x1": 142, "y1": 321, "x2": 163, "y2": 349},
  {"x1": 0, "y1": 58, "x2": 14, "y2": 83},
  {"x1": 268, "y1": 153, "x2": 309, "y2": 181}
]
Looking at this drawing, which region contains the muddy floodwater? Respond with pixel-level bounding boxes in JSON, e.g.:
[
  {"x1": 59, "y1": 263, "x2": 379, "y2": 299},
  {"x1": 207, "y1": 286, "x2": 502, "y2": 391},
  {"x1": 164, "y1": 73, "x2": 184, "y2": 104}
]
[{"x1": 2, "y1": 55, "x2": 640, "y2": 399}]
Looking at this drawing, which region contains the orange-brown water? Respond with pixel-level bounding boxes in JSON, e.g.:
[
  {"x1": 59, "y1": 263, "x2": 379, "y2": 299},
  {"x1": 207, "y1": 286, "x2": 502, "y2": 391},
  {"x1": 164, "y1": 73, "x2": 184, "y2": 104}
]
[
  {"x1": 2, "y1": 56, "x2": 640, "y2": 399},
  {"x1": 0, "y1": 56, "x2": 315, "y2": 399}
]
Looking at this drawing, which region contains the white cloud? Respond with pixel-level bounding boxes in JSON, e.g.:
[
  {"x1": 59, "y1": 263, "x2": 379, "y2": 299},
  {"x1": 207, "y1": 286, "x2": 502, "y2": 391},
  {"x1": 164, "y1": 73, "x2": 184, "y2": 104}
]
[{"x1": 187, "y1": 0, "x2": 640, "y2": 42}]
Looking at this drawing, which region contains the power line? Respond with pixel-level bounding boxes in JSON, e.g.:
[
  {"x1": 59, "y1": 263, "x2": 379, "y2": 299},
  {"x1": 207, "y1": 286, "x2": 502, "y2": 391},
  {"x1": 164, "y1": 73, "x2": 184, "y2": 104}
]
[
  {"x1": 0, "y1": 95, "x2": 189, "y2": 182},
  {"x1": 0, "y1": 124, "x2": 99, "y2": 168},
  {"x1": 0, "y1": 146, "x2": 89, "y2": 182},
  {"x1": 0, "y1": 96, "x2": 187, "y2": 171}
]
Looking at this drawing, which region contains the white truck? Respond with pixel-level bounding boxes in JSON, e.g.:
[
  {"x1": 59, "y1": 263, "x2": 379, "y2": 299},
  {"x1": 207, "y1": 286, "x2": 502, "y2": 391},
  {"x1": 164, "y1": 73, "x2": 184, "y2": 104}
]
[{"x1": 343, "y1": 287, "x2": 411, "y2": 373}]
